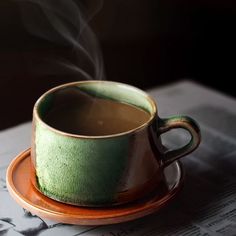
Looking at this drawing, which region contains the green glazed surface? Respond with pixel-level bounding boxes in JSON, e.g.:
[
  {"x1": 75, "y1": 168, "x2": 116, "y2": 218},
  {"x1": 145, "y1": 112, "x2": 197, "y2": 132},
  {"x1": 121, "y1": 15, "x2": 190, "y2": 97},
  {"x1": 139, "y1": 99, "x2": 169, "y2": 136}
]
[
  {"x1": 35, "y1": 121, "x2": 129, "y2": 205},
  {"x1": 77, "y1": 82, "x2": 153, "y2": 113}
]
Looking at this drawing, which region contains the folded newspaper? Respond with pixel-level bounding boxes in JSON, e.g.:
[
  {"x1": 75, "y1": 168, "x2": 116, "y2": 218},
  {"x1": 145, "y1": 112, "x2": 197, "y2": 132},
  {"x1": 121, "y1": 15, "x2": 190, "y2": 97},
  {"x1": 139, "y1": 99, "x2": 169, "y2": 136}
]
[{"x1": 1, "y1": 81, "x2": 236, "y2": 235}]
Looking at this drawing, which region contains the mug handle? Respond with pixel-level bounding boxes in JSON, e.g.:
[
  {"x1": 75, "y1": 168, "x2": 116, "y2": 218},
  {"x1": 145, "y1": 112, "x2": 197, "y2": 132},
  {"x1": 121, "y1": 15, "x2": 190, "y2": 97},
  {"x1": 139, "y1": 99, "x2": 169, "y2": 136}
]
[{"x1": 158, "y1": 116, "x2": 201, "y2": 168}]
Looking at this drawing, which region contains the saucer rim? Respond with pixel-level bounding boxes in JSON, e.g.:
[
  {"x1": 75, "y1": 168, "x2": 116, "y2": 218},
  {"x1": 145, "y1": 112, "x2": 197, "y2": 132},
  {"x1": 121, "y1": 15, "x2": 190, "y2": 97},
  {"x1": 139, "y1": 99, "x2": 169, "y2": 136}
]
[{"x1": 6, "y1": 148, "x2": 184, "y2": 225}]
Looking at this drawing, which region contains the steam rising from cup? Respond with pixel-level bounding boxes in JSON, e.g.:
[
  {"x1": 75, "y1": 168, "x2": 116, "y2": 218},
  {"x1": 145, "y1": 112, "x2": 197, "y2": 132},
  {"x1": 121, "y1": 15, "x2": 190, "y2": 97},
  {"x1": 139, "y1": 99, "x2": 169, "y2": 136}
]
[{"x1": 17, "y1": 0, "x2": 105, "y2": 80}]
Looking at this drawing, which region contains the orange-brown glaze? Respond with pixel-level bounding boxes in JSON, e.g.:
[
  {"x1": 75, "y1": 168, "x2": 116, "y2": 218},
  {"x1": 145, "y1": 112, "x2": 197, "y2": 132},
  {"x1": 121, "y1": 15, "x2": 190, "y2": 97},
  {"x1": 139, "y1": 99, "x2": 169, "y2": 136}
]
[{"x1": 6, "y1": 149, "x2": 184, "y2": 225}]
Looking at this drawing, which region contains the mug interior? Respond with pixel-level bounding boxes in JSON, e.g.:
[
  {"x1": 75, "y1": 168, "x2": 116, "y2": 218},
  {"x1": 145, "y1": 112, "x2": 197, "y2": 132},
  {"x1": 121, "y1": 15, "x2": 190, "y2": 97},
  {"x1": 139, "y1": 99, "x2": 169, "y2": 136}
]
[{"x1": 35, "y1": 81, "x2": 157, "y2": 137}]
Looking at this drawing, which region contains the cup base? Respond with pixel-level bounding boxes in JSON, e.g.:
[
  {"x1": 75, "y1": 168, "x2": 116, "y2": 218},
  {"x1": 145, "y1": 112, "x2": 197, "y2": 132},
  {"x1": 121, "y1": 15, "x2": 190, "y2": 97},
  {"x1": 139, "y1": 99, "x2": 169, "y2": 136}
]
[{"x1": 31, "y1": 169, "x2": 163, "y2": 207}]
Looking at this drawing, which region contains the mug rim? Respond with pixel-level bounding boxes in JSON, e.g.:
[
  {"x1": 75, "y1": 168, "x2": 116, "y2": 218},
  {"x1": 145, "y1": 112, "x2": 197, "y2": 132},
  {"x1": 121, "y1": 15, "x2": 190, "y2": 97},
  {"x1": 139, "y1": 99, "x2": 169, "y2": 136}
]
[{"x1": 33, "y1": 80, "x2": 158, "y2": 139}]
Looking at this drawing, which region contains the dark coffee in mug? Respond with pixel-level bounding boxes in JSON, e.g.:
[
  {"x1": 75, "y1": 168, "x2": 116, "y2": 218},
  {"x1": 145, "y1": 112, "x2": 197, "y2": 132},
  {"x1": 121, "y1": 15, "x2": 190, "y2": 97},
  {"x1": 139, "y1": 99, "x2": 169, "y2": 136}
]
[{"x1": 44, "y1": 97, "x2": 150, "y2": 136}]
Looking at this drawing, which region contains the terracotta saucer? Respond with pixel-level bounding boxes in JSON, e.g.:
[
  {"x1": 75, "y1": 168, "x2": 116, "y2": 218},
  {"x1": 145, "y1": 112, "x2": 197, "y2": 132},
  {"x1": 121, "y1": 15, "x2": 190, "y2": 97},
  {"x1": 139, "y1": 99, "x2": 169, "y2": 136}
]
[{"x1": 6, "y1": 149, "x2": 184, "y2": 226}]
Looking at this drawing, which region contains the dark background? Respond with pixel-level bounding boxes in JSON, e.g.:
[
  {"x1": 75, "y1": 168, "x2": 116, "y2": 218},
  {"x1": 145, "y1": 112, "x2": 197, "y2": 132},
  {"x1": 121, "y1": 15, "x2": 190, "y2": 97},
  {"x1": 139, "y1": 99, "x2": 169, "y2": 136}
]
[{"x1": 0, "y1": 0, "x2": 235, "y2": 130}]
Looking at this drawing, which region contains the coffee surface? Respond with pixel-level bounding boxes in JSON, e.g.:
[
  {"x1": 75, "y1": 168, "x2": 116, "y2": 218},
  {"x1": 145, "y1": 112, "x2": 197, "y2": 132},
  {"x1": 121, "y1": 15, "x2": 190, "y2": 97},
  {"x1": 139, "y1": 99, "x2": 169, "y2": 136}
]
[{"x1": 44, "y1": 97, "x2": 150, "y2": 136}]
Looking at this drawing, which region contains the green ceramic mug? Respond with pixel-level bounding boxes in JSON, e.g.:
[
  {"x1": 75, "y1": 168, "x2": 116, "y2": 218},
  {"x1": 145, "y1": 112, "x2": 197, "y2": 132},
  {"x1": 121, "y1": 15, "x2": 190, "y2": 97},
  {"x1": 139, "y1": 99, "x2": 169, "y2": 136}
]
[{"x1": 31, "y1": 81, "x2": 201, "y2": 206}]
